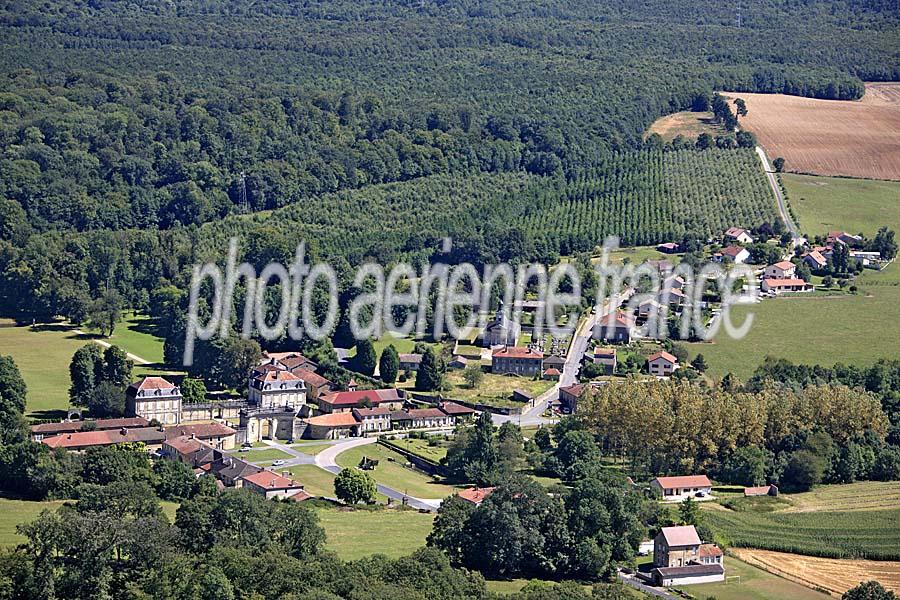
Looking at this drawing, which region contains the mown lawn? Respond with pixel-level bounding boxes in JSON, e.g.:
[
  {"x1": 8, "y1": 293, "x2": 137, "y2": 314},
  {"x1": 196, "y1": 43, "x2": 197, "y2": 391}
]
[
  {"x1": 316, "y1": 507, "x2": 435, "y2": 561},
  {"x1": 385, "y1": 437, "x2": 449, "y2": 462},
  {"x1": 785, "y1": 174, "x2": 900, "y2": 237},
  {"x1": 687, "y1": 263, "x2": 900, "y2": 379},
  {"x1": 233, "y1": 448, "x2": 293, "y2": 463},
  {"x1": 334, "y1": 444, "x2": 459, "y2": 499},
  {"x1": 289, "y1": 442, "x2": 339, "y2": 455},
  {"x1": 284, "y1": 465, "x2": 337, "y2": 498}
]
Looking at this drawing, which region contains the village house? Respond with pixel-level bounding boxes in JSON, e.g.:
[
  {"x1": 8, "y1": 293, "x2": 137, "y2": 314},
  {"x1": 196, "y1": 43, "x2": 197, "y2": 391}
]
[
  {"x1": 42, "y1": 426, "x2": 167, "y2": 453},
  {"x1": 647, "y1": 351, "x2": 678, "y2": 377},
  {"x1": 126, "y1": 376, "x2": 182, "y2": 425},
  {"x1": 652, "y1": 525, "x2": 724, "y2": 586},
  {"x1": 543, "y1": 355, "x2": 566, "y2": 371},
  {"x1": 448, "y1": 356, "x2": 469, "y2": 369},
  {"x1": 293, "y1": 367, "x2": 336, "y2": 400},
  {"x1": 650, "y1": 475, "x2": 712, "y2": 501},
  {"x1": 827, "y1": 231, "x2": 862, "y2": 247},
  {"x1": 240, "y1": 470, "x2": 309, "y2": 500},
  {"x1": 559, "y1": 381, "x2": 604, "y2": 413},
  {"x1": 744, "y1": 484, "x2": 779, "y2": 497},
  {"x1": 166, "y1": 422, "x2": 237, "y2": 450},
  {"x1": 761, "y1": 278, "x2": 814, "y2": 294},
  {"x1": 457, "y1": 486, "x2": 496, "y2": 505},
  {"x1": 261, "y1": 351, "x2": 318, "y2": 373},
  {"x1": 724, "y1": 227, "x2": 753, "y2": 244},
  {"x1": 646, "y1": 259, "x2": 674, "y2": 275},
  {"x1": 593, "y1": 312, "x2": 635, "y2": 344},
  {"x1": 491, "y1": 346, "x2": 544, "y2": 376},
  {"x1": 352, "y1": 406, "x2": 393, "y2": 433},
  {"x1": 715, "y1": 245, "x2": 750, "y2": 264},
  {"x1": 163, "y1": 435, "x2": 219, "y2": 468},
  {"x1": 393, "y1": 407, "x2": 454, "y2": 429},
  {"x1": 438, "y1": 401, "x2": 476, "y2": 423},
  {"x1": 764, "y1": 260, "x2": 796, "y2": 280},
  {"x1": 317, "y1": 389, "x2": 406, "y2": 414},
  {"x1": 30, "y1": 417, "x2": 150, "y2": 442},
  {"x1": 592, "y1": 347, "x2": 617, "y2": 375},
  {"x1": 850, "y1": 250, "x2": 882, "y2": 266},
  {"x1": 398, "y1": 353, "x2": 423, "y2": 372},
  {"x1": 803, "y1": 250, "x2": 828, "y2": 271},
  {"x1": 542, "y1": 367, "x2": 561, "y2": 381},
  {"x1": 638, "y1": 298, "x2": 663, "y2": 321},
  {"x1": 303, "y1": 412, "x2": 360, "y2": 439},
  {"x1": 213, "y1": 455, "x2": 264, "y2": 487}
]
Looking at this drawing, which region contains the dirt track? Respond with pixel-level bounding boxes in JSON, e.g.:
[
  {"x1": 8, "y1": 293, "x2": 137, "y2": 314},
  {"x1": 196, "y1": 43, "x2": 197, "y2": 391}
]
[
  {"x1": 732, "y1": 548, "x2": 900, "y2": 596},
  {"x1": 724, "y1": 83, "x2": 900, "y2": 181}
]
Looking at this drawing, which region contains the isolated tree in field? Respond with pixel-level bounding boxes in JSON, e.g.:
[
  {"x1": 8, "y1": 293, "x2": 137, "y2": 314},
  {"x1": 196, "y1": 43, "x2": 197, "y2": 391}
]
[
  {"x1": 181, "y1": 378, "x2": 207, "y2": 404},
  {"x1": 462, "y1": 363, "x2": 484, "y2": 388},
  {"x1": 734, "y1": 98, "x2": 748, "y2": 117},
  {"x1": 691, "y1": 354, "x2": 708, "y2": 373},
  {"x1": 773, "y1": 157, "x2": 786, "y2": 172},
  {"x1": 415, "y1": 346, "x2": 442, "y2": 392},
  {"x1": 355, "y1": 338, "x2": 377, "y2": 376},
  {"x1": 843, "y1": 581, "x2": 896, "y2": 600},
  {"x1": 88, "y1": 289, "x2": 123, "y2": 337},
  {"x1": 334, "y1": 468, "x2": 377, "y2": 504},
  {"x1": 378, "y1": 344, "x2": 399, "y2": 384}
]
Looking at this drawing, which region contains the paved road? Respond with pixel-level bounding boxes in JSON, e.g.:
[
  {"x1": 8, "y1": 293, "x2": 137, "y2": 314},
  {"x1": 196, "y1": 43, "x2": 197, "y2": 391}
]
[
  {"x1": 755, "y1": 146, "x2": 799, "y2": 237},
  {"x1": 315, "y1": 437, "x2": 442, "y2": 511}
]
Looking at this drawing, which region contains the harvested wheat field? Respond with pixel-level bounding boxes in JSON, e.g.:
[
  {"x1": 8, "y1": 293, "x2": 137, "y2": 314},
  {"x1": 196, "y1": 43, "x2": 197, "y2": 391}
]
[
  {"x1": 645, "y1": 111, "x2": 728, "y2": 141},
  {"x1": 723, "y1": 83, "x2": 900, "y2": 180},
  {"x1": 732, "y1": 548, "x2": 900, "y2": 596}
]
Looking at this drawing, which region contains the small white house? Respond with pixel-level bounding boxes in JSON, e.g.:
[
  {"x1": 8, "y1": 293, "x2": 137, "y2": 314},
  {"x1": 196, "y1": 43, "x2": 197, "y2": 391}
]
[
  {"x1": 650, "y1": 475, "x2": 712, "y2": 500},
  {"x1": 761, "y1": 278, "x2": 814, "y2": 294},
  {"x1": 803, "y1": 250, "x2": 828, "y2": 270},
  {"x1": 764, "y1": 260, "x2": 796, "y2": 280},
  {"x1": 724, "y1": 227, "x2": 753, "y2": 244},
  {"x1": 716, "y1": 245, "x2": 750, "y2": 264}
]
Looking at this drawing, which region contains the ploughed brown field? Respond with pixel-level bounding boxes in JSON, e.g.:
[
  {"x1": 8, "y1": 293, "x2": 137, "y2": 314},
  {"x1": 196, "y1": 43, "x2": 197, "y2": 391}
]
[
  {"x1": 723, "y1": 83, "x2": 900, "y2": 181},
  {"x1": 732, "y1": 548, "x2": 900, "y2": 596}
]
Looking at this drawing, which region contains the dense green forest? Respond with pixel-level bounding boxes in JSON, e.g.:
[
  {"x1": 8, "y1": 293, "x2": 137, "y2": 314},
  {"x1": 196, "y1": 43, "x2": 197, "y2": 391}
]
[{"x1": 0, "y1": 0, "x2": 897, "y2": 324}]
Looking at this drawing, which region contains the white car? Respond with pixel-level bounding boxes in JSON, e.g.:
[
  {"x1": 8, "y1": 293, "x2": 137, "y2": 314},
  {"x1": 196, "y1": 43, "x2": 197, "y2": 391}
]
[{"x1": 272, "y1": 459, "x2": 286, "y2": 467}]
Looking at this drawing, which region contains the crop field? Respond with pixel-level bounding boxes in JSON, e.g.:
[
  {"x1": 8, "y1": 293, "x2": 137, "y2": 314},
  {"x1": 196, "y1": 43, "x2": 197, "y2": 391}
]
[
  {"x1": 704, "y1": 507, "x2": 900, "y2": 560},
  {"x1": 316, "y1": 507, "x2": 435, "y2": 561},
  {"x1": 645, "y1": 111, "x2": 729, "y2": 141},
  {"x1": 732, "y1": 548, "x2": 900, "y2": 596},
  {"x1": 688, "y1": 555, "x2": 830, "y2": 600},
  {"x1": 687, "y1": 263, "x2": 900, "y2": 378},
  {"x1": 784, "y1": 173, "x2": 900, "y2": 237},
  {"x1": 781, "y1": 481, "x2": 900, "y2": 513},
  {"x1": 724, "y1": 83, "x2": 900, "y2": 180}
]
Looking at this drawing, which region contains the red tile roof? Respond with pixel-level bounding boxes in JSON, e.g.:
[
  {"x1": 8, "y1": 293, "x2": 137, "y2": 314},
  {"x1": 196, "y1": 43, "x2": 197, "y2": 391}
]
[
  {"x1": 659, "y1": 525, "x2": 701, "y2": 547},
  {"x1": 492, "y1": 346, "x2": 544, "y2": 359},
  {"x1": 743, "y1": 485, "x2": 774, "y2": 497},
  {"x1": 699, "y1": 543, "x2": 723, "y2": 557},
  {"x1": 648, "y1": 351, "x2": 677, "y2": 364},
  {"x1": 721, "y1": 245, "x2": 747, "y2": 258},
  {"x1": 164, "y1": 435, "x2": 205, "y2": 456},
  {"x1": 352, "y1": 406, "x2": 392, "y2": 417},
  {"x1": 295, "y1": 368, "x2": 332, "y2": 389},
  {"x1": 253, "y1": 369, "x2": 303, "y2": 383},
  {"x1": 560, "y1": 383, "x2": 585, "y2": 397},
  {"x1": 129, "y1": 376, "x2": 176, "y2": 391},
  {"x1": 319, "y1": 389, "x2": 403, "y2": 407},
  {"x1": 771, "y1": 260, "x2": 795, "y2": 270},
  {"x1": 407, "y1": 408, "x2": 447, "y2": 419},
  {"x1": 653, "y1": 475, "x2": 711, "y2": 490},
  {"x1": 165, "y1": 423, "x2": 236, "y2": 440},
  {"x1": 458, "y1": 487, "x2": 496, "y2": 505},
  {"x1": 725, "y1": 227, "x2": 748, "y2": 237},
  {"x1": 439, "y1": 401, "x2": 475, "y2": 415},
  {"x1": 242, "y1": 470, "x2": 303, "y2": 490},
  {"x1": 543, "y1": 368, "x2": 561, "y2": 375},
  {"x1": 305, "y1": 412, "x2": 359, "y2": 427},
  {"x1": 42, "y1": 426, "x2": 166, "y2": 450}
]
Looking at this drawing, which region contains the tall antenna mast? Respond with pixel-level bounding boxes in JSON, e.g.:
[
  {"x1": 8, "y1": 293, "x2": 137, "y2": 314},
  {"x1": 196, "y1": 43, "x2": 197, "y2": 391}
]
[{"x1": 239, "y1": 171, "x2": 249, "y2": 214}]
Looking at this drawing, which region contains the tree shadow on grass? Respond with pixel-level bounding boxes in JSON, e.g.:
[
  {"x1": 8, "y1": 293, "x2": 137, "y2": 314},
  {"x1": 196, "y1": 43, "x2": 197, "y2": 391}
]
[{"x1": 27, "y1": 408, "x2": 70, "y2": 421}]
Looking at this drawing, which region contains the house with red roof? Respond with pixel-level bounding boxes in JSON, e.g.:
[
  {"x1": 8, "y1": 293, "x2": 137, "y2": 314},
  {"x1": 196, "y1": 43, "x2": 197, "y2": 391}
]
[
  {"x1": 352, "y1": 406, "x2": 392, "y2": 433},
  {"x1": 650, "y1": 475, "x2": 712, "y2": 501},
  {"x1": 803, "y1": 250, "x2": 828, "y2": 271},
  {"x1": 126, "y1": 376, "x2": 182, "y2": 425},
  {"x1": 592, "y1": 347, "x2": 617, "y2": 374},
  {"x1": 764, "y1": 260, "x2": 797, "y2": 280},
  {"x1": 457, "y1": 486, "x2": 496, "y2": 505},
  {"x1": 647, "y1": 351, "x2": 678, "y2": 377},
  {"x1": 715, "y1": 245, "x2": 750, "y2": 264},
  {"x1": 165, "y1": 422, "x2": 237, "y2": 450},
  {"x1": 240, "y1": 469, "x2": 308, "y2": 500},
  {"x1": 491, "y1": 346, "x2": 544, "y2": 376},
  {"x1": 593, "y1": 312, "x2": 635, "y2": 344},
  {"x1": 42, "y1": 426, "x2": 167, "y2": 452},
  {"x1": 317, "y1": 388, "x2": 406, "y2": 414},
  {"x1": 31, "y1": 417, "x2": 150, "y2": 442},
  {"x1": 438, "y1": 401, "x2": 476, "y2": 423},
  {"x1": 724, "y1": 227, "x2": 753, "y2": 244},
  {"x1": 248, "y1": 368, "x2": 306, "y2": 410},
  {"x1": 761, "y1": 278, "x2": 813, "y2": 294}
]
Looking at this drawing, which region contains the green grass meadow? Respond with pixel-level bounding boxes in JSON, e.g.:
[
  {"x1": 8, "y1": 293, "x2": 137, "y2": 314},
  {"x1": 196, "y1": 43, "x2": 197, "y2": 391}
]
[
  {"x1": 688, "y1": 263, "x2": 900, "y2": 379},
  {"x1": 785, "y1": 174, "x2": 900, "y2": 237},
  {"x1": 316, "y1": 507, "x2": 435, "y2": 561},
  {"x1": 334, "y1": 444, "x2": 459, "y2": 499}
]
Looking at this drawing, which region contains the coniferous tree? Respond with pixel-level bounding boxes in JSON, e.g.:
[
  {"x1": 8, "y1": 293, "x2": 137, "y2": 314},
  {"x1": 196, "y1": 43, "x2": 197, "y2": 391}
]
[{"x1": 378, "y1": 344, "x2": 399, "y2": 383}]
